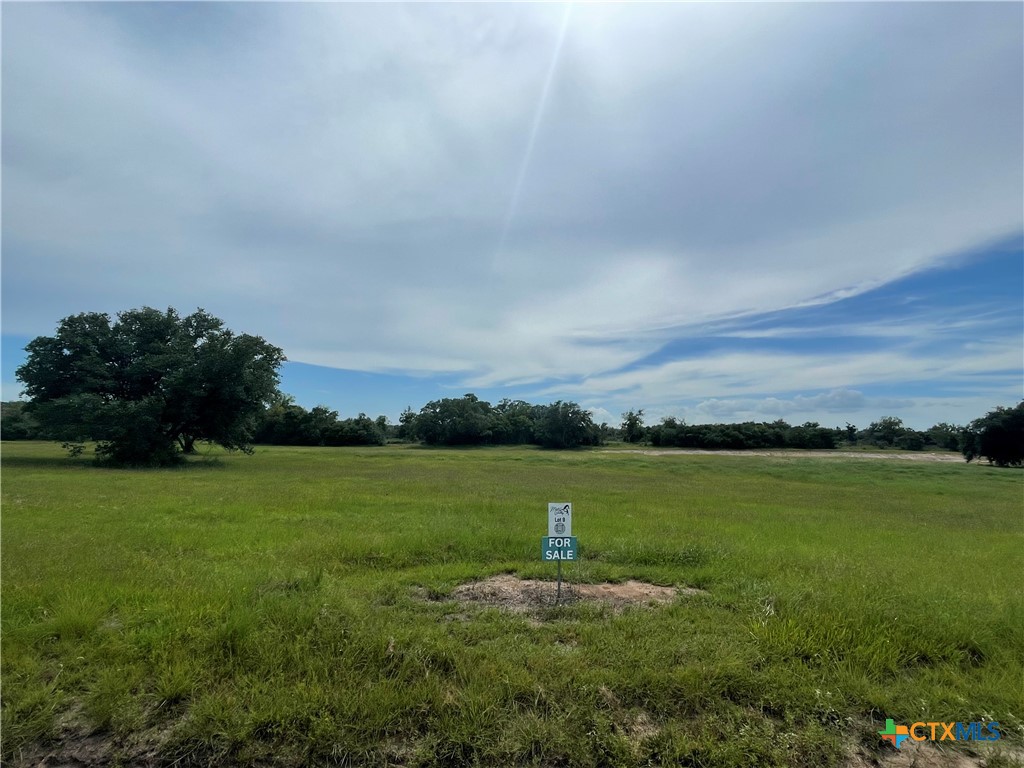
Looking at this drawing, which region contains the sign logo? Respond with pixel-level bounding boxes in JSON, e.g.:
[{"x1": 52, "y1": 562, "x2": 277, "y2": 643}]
[
  {"x1": 548, "y1": 502, "x2": 572, "y2": 537},
  {"x1": 879, "y1": 719, "x2": 1001, "y2": 749},
  {"x1": 879, "y1": 720, "x2": 910, "y2": 749}
]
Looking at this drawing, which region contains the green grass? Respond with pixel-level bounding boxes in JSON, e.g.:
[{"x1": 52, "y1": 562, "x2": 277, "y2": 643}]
[{"x1": 2, "y1": 441, "x2": 1022, "y2": 766}]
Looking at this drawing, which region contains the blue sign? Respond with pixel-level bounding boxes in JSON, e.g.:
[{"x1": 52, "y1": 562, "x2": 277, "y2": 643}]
[{"x1": 541, "y1": 536, "x2": 578, "y2": 561}]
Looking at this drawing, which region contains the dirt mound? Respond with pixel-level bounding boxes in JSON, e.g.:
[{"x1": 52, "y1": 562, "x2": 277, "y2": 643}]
[
  {"x1": 446, "y1": 574, "x2": 703, "y2": 615},
  {"x1": 845, "y1": 740, "x2": 1024, "y2": 768}
]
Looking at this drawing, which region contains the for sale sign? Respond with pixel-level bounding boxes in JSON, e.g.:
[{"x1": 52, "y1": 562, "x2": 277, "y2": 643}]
[{"x1": 541, "y1": 536, "x2": 577, "y2": 561}]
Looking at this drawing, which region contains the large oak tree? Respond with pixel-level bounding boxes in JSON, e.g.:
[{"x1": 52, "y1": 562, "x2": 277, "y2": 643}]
[{"x1": 16, "y1": 307, "x2": 284, "y2": 465}]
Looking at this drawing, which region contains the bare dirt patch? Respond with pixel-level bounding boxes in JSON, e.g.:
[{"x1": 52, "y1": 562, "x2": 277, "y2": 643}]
[
  {"x1": 9, "y1": 710, "x2": 116, "y2": 768},
  {"x1": 845, "y1": 741, "x2": 1024, "y2": 768},
  {"x1": 610, "y1": 448, "x2": 968, "y2": 463},
  {"x1": 9, "y1": 703, "x2": 177, "y2": 768},
  {"x1": 10, "y1": 735, "x2": 116, "y2": 768},
  {"x1": 443, "y1": 574, "x2": 703, "y2": 617}
]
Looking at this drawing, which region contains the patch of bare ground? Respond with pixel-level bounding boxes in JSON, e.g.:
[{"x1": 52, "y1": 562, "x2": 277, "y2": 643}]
[
  {"x1": 7, "y1": 711, "x2": 109, "y2": 768},
  {"x1": 442, "y1": 574, "x2": 703, "y2": 617},
  {"x1": 845, "y1": 741, "x2": 1024, "y2": 768},
  {"x1": 8, "y1": 704, "x2": 177, "y2": 768},
  {"x1": 611, "y1": 449, "x2": 968, "y2": 463},
  {"x1": 7, "y1": 704, "x2": 110, "y2": 768},
  {"x1": 8, "y1": 735, "x2": 116, "y2": 768}
]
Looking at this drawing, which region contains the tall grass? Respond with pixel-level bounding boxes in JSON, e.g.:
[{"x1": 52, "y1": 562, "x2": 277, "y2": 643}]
[{"x1": 2, "y1": 442, "x2": 1021, "y2": 766}]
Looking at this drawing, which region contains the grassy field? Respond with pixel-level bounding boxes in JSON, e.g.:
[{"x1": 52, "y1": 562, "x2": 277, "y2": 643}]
[{"x1": 2, "y1": 441, "x2": 1022, "y2": 767}]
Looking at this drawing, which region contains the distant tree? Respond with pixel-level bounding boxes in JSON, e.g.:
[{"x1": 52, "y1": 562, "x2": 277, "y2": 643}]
[
  {"x1": 492, "y1": 399, "x2": 536, "y2": 445},
  {"x1": 254, "y1": 395, "x2": 309, "y2": 445},
  {"x1": 785, "y1": 422, "x2": 837, "y2": 449},
  {"x1": 397, "y1": 407, "x2": 417, "y2": 441},
  {"x1": 861, "y1": 416, "x2": 908, "y2": 448},
  {"x1": 327, "y1": 413, "x2": 386, "y2": 446},
  {"x1": 534, "y1": 401, "x2": 601, "y2": 449},
  {"x1": 16, "y1": 308, "x2": 284, "y2": 465},
  {"x1": 1, "y1": 401, "x2": 41, "y2": 440},
  {"x1": 895, "y1": 431, "x2": 926, "y2": 451},
  {"x1": 621, "y1": 409, "x2": 646, "y2": 443},
  {"x1": 925, "y1": 423, "x2": 962, "y2": 452},
  {"x1": 649, "y1": 417, "x2": 682, "y2": 447},
  {"x1": 254, "y1": 400, "x2": 385, "y2": 447},
  {"x1": 961, "y1": 403, "x2": 1024, "y2": 467},
  {"x1": 844, "y1": 422, "x2": 858, "y2": 444},
  {"x1": 414, "y1": 394, "x2": 494, "y2": 446},
  {"x1": 306, "y1": 406, "x2": 341, "y2": 445}
]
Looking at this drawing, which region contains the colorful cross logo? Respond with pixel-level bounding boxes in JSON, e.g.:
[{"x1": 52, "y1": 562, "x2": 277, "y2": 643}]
[{"x1": 879, "y1": 719, "x2": 910, "y2": 748}]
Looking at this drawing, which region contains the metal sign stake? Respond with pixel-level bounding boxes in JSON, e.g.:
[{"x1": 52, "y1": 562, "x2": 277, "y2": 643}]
[{"x1": 557, "y1": 559, "x2": 562, "y2": 604}]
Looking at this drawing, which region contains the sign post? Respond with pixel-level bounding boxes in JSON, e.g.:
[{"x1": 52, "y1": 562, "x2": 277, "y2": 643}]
[{"x1": 543, "y1": 503, "x2": 574, "y2": 603}]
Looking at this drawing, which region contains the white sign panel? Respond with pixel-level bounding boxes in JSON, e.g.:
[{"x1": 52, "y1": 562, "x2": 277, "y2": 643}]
[{"x1": 548, "y1": 502, "x2": 572, "y2": 537}]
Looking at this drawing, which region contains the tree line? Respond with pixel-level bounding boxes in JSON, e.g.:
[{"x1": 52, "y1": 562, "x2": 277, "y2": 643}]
[
  {"x1": 5, "y1": 307, "x2": 1022, "y2": 467},
  {"x1": 631, "y1": 412, "x2": 968, "y2": 453},
  {"x1": 7, "y1": 388, "x2": 1021, "y2": 465},
  {"x1": 1, "y1": 393, "x2": 606, "y2": 450},
  {"x1": 398, "y1": 395, "x2": 606, "y2": 448},
  {"x1": 255, "y1": 397, "x2": 387, "y2": 447}
]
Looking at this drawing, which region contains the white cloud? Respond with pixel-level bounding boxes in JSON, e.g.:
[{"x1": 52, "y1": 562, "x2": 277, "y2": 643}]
[
  {"x1": 547, "y1": 337, "x2": 1022, "y2": 414},
  {"x1": 2, "y1": 3, "x2": 1021, "y2": 418}
]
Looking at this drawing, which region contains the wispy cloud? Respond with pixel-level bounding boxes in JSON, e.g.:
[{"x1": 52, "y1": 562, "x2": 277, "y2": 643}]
[{"x1": 548, "y1": 341, "x2": 1019, "y2": 402}]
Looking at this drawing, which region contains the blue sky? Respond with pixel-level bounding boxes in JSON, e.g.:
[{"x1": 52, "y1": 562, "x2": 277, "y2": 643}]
[{"x1": 2, "y1": 3, "x2": 1022, "y2": 430}]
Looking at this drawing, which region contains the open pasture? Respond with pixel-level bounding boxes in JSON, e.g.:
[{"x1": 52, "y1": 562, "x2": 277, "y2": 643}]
[{"x1": 2, "y1": 442, "x2": 1021, "y2": 767}]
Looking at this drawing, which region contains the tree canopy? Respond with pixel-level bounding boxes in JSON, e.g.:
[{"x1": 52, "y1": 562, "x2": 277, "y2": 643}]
[
  {"x1": 406, "y1": 394, "x2": 602, "y2": 449},
  {"x1": 648, "y1": 417, "x2": 838, "y2": 450},
  {"x1": 620, "y1": 409, "x2": 645, "y2": 444},
  {"x1": 961, "y1": 403, "x2": 1024, "y2": 467},
  {"x1": 16, "y1": 307, "x2": 284, "y2": 465},
  {"x1": 254, "y1": 396, "x2": 385, "y2": 447}
]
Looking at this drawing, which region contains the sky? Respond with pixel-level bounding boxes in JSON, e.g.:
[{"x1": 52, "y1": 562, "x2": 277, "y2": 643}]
[{"x1": 2, "y1": 2, "x2": 1022, "y2": 431}]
